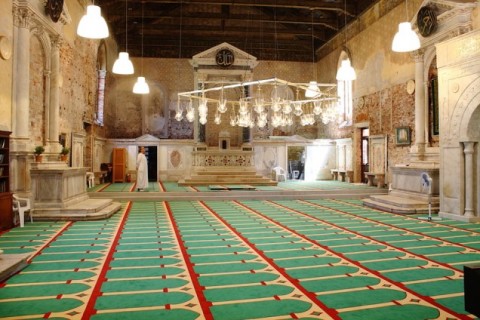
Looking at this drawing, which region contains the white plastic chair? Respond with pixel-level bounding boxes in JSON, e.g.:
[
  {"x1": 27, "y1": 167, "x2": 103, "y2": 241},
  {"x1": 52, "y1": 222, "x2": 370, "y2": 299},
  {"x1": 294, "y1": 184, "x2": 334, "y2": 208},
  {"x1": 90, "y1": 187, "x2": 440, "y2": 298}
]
[
  {"x1": 86, "y1": 172, "x2": 95, "y2": 188},
  {"x1": 272, "y1": 166, "x2": 287, "y2": 182},
  {"x1": 12, "y1": 195, "x2": 32, "y2": 228}
]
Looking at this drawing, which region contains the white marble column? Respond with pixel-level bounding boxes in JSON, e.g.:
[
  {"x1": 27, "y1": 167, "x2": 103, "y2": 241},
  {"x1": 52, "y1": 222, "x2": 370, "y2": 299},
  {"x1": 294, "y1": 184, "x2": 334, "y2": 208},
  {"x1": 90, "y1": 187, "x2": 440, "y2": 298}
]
[
  {"x1": 413, "y1": 51, "x2": 426, "y2": 157},
  {"x1": 463, "y1": 141, "x2": 476, "y2": 218},
  {"x1": 48, "y1": 36, "x2": 61, "y2": 151},
  {"x1": 12, "y1": 7, "x2": 32, "y2": 148}
]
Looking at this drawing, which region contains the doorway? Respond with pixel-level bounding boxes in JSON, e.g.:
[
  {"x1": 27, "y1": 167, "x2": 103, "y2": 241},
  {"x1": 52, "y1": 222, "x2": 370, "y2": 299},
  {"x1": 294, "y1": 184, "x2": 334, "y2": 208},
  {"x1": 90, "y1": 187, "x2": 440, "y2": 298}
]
[
  {"x1": 288, "y1": 146, "x2": 305, "y2": 180},
  {"x1": 144, "y1": 146, "x2": 158, "y2": 182},
  {"x1": 361, "y1": 128, "x2": 369, "y2": 183}
]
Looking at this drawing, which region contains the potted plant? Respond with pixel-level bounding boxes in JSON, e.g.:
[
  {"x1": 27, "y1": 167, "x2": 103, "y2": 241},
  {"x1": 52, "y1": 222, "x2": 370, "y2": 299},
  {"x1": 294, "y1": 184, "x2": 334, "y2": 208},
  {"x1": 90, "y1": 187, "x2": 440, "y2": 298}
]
[
  {"x1": 34, "y1": 146, "x2": 45, "y2": 163},
  {"x1": 60, "y1": 146, "x2": 70, "y2": 161}
]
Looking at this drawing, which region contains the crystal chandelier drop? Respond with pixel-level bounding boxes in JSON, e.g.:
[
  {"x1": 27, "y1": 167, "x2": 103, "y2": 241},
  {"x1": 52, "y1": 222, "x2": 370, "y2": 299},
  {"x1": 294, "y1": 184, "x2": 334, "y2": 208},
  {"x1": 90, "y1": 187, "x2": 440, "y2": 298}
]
[{"x1": 176, "y1": 78, "x2": 339, "y2": 128}]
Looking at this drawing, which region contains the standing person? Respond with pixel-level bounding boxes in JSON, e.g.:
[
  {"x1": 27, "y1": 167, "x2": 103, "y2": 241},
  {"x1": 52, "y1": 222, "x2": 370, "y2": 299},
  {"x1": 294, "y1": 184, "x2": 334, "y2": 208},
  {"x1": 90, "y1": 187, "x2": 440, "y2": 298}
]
[{"x1": 136, "y1": 146, "x2": 148, "y2": 191}]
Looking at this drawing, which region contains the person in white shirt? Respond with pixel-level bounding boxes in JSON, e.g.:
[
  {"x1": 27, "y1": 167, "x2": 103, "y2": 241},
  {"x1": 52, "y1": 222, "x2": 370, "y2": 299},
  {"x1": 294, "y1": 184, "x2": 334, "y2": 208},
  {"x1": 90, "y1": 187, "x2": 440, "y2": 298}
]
[{"x1": 136, "y1": 146, "x2": 148, "y2": 191}]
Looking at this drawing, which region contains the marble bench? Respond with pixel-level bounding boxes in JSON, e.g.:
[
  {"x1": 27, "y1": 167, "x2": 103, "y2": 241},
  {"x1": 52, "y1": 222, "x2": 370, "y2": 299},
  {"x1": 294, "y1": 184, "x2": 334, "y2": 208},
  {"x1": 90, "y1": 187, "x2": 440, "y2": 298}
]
[
  {"x1": 365, "y1": 172, "x2": 385, "y2": 188},
  {"x1": 331, "y1": 169, "x2": 354, "y2": 182}
]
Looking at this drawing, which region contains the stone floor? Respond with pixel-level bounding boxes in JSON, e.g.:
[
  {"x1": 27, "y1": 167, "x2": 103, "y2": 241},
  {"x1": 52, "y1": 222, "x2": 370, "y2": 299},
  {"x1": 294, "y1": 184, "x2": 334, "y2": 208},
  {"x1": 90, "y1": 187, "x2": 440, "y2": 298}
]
[{"x1": 0, "y1": 252, "x2": 30, "y2": 282}]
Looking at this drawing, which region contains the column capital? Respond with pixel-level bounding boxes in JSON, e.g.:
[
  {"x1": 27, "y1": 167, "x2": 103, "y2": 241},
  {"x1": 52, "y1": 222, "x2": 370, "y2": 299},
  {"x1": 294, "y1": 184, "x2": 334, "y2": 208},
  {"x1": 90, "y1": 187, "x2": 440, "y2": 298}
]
[
  {"x1": 51, "y1": 35, "x2": 62, "y2": 49},
  {"x1": 462, "y1": 141, "x2": 476, "y2": 154},
  {"x1": 411, "y1": 49, "x2": 425, "y2": 62},
  {"x1": 13, "y1": 6, "x2": 33, "y2": 29}
]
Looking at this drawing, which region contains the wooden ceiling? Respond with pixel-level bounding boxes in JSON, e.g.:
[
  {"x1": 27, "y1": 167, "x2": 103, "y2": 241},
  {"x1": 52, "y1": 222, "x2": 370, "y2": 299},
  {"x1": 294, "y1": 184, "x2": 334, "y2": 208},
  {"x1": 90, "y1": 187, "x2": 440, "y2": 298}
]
[{"x1": 97, "y1": 0, "x2": 380, "y2": 62}]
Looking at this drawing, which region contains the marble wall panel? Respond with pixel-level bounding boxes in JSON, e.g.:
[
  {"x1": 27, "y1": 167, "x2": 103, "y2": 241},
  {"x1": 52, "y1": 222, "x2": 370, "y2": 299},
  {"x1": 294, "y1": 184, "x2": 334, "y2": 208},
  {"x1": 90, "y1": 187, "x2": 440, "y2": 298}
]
[{"x1": 29, "y1": 35, "x2": 45, "y2": 146}]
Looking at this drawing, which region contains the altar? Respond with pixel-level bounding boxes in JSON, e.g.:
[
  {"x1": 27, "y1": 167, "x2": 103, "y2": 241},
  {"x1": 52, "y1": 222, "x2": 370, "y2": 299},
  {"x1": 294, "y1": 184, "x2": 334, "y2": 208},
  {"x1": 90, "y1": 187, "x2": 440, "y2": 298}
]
[{"x1": 30, "y1": 162, "x2": 121, "y2": 220}]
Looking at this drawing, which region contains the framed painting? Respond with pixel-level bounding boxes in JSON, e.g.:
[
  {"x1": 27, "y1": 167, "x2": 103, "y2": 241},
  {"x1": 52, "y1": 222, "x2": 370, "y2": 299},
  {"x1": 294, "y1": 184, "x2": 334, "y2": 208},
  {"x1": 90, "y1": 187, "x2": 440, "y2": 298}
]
[{"x1": 395, "y1": 127, "x2": 411, "y2": 145}]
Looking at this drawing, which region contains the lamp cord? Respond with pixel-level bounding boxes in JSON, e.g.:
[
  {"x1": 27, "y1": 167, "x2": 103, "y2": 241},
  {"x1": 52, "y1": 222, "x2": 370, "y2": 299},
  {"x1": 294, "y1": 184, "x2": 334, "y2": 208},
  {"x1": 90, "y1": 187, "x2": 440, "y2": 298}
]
[
  {"x1": 125, "y1": 0, "x2": 128, "y2": 51},
  {"x1": 140, "y1": 1, "x2": 144, "y2": 74},
  {"x1": 179, "y1": 0, "x2": 183, "y2": 59},
  {"x1": 405, "y1": 0, "x2": 410, "y2": 20},
  {"x1": 344, "y1": 0, "x2": 347, "y2": 47},
  {"x1": 311, "y1": 9, "x2": 316, "y2": 81}
]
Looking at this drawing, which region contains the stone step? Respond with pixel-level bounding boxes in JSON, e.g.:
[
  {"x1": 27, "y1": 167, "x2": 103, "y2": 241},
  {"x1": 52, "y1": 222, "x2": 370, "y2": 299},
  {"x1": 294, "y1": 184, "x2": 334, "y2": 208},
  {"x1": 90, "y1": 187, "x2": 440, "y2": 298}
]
[
  {"x1": 363, "y1": 195, "x2": 439, "y2": 214},
  {"x1": 179, "y1": 176, "x2": 277, "y2": 186},
  {"x1": 180, "y1": 166, "x2": 277, "y2": 186},
  {"x1": 0, "y1": 253, "x2": 30, "y2": 283},
  {"x1": 196, "y1": 170, "x2": 257, "y2": 176},
  {"x1": 186, "y1": 175, "x2": 267, "y2": 181},
  {"x1": 33, "y1": 199, "x2": 122, "y2": 221}
]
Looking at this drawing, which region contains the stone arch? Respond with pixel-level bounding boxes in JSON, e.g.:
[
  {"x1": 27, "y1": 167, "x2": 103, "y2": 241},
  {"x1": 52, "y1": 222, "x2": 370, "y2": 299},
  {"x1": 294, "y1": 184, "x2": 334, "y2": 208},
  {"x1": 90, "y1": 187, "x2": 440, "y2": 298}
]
[
  {"x1": 337, "y1": 50, "x2": 350, "y2": 70},
  {"x1": 455, "y1": 77, "x2": 480, "y2": 142},
  {"x1": 466, "y1": 107, "x2": 480, "y2": 140},
  {"x1": 97, "y1": 41, "x2": 107, "y2": 71},
  {"x1": 29, "y1": 28, "x2": 52, "y2": 145},
  {"x1": 30, "y1": 27, "x2": 52, "y2": 71}
]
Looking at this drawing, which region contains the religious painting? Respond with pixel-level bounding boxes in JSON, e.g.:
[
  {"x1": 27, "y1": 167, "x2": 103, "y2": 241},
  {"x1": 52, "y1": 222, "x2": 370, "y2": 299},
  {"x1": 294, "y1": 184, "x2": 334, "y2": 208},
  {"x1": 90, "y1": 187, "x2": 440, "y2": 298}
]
[{"x1": 395, "y1": 127, "x2": 411, "y2": 146}]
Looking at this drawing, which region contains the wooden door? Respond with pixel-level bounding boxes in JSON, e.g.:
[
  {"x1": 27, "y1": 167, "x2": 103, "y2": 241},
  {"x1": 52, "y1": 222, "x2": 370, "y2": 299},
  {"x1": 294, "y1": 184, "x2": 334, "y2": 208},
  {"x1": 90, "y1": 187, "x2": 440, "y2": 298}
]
[
  {"x1": 112, "y1": 148, "x2": 126, "y2": 183},
  {"x1": 361, "y1": 128, "x2": 369, "y2": 183}
]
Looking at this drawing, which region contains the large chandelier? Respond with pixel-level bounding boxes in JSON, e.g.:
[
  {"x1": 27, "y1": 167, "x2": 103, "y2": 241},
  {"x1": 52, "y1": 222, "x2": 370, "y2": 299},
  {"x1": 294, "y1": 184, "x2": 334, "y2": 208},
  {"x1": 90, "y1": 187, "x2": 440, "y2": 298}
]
[{"x1": 176, "y1": 78, "x2": 338, "y2": 128}]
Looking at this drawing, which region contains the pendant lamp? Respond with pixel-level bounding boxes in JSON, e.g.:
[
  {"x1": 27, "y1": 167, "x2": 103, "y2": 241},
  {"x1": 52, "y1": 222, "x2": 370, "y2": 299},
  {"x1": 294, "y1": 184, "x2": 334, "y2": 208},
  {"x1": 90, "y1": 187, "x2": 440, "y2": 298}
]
[
  {"x1": 305, "y1": 11, "x2": 320, "y2": 98},
  {"x1": 77, "y1": 5, "x2": 109, "y2": 39},
  {"x1": 336, "y1": 58, "x2": 357, "y2": 81},
  {"x1": 392, "y1": 22, "x2": 420, "y2": 52},
  {"x1": 133, "y1": 2, "x2": 150, "y2": 94},
  {"x1": 391, "y1": 0, "x2": 420, "y2": 52},
  {"x1": 336, "y1": 0, "x2": 356, "y2": 81},
  {"x1": 133, "y1": 77, "x2": 149, "y2": 94},
  {"x1": 113, "y1": 0, "x2": 134, "y2": 75},
  {"x1": 305, "y1": 81, "x2": 321, "y2": 98}
]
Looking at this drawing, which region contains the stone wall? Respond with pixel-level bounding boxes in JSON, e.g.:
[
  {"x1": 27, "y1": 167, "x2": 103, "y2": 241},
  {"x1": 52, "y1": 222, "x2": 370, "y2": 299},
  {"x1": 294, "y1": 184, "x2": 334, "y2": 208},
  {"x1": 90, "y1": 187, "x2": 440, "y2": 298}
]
[
  {"x1": 104, "y1": 57, "x2": 317, "y2": 140},
  {"x1": 29, "y1": 35, "x2": 46, "y2": 146},
  {"x1": 0, "y1": 1, "x2": 13, "y2": 132}
]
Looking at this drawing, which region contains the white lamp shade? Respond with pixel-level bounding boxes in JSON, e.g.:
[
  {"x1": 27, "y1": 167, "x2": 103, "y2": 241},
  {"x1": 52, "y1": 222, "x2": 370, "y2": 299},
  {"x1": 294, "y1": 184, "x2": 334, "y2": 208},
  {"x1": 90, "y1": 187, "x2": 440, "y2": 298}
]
[
  {"x1": 336, "y1": 59, "x2": 357, "y2": 81},
  {"x1": 112, "y1": 52, "x2": 134, "y2": 75},
  {"x1": 77, "y1": 5, "x2": 109, "y2": 39},
  {"x1": 133, "y1": 77, "x2": 150, "y2": 94},
  {"x1": 305, "y1": 81, "x2": 321, "y2": 98},
  {"x1": 392, "y1": 22, "x2": 421, "y2": 52}
]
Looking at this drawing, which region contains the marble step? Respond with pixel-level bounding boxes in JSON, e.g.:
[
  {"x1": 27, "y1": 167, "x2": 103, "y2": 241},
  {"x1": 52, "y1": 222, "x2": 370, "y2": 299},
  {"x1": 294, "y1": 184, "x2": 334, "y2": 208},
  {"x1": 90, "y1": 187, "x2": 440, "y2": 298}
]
[
  {"x1": 179, "y1": 177, "x2": 277, "y2": 186},
  {"x1": 363, "y1": 194, "x2": 439, "y2": 214},
  {"x1": 186, "y1": 175, "x2": 269, "y2": 181},
  {"x1": 0, "y1": 253, "x2": 30, "y2": 282},
  {"x1": 33, "y1": 199, "x2": 122, "y2": 221},
  {"x1": 196, "y1": 170, "x2": 257, "y2": 175}
]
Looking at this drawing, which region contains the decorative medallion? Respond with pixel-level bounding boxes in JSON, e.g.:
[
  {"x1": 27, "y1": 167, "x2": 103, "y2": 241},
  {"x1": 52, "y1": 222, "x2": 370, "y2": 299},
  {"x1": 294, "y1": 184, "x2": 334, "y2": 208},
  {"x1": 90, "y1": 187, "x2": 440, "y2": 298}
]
[
  {"x1": 417, "y1": 6, "x2": 437, "y2": 37},
  {"x1": 170, "y1": 150, "x2": 181, "y2": 168},
  {"x1": 215, "y1": 48, "x2": 235, "y2": 67},
  {"x1": 0, "y1": 36, "x2": 12, "y2": 60},
  {"x1": 45, "y1": 0, "x2": 64, "y2": 23},
  {"x1": 406, "y1": 79, "x2": 415, "y2": 95}
]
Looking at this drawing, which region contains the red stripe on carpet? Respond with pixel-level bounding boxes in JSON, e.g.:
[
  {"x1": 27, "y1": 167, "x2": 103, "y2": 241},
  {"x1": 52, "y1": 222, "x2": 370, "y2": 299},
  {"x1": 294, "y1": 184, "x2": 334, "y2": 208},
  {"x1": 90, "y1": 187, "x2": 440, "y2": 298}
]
[
  {"x1": 201, "y1": 201, "x2": 341, "y2": 320},
  {"x1": 158, "y1": 181, "x2": 166, "y2": 192},
  {"x1": 258, "y1": 200, "x2": 471, "y2": 320},
  {"x1": 164, "y1": 201, "x2": 213, "y2": 320},
  {"x1": 322, "y1": 199, "x2": 480, "y2": 253},
  {"x1": 300, "y1": 200, "x2": 468, "y2": 274},
  {"x1": 95, "y1": 183, "x2": 111, "y2": 192},
  {"x1": 81, "y1": 202, "x2": 132, "y2": 320},
  {"x1": 27, "y1": 222, "x2": 72, "y2": 263},
  {"x1": 129, "y1": 183, "x2": 136, "y2": 192}
]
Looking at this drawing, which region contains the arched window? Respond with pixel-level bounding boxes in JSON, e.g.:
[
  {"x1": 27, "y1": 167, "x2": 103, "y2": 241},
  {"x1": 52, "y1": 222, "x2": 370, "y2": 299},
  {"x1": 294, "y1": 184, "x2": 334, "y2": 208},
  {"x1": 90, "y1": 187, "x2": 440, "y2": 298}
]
[
  {"x1": 428, "y1": 57, "x2": 439, "y2": 138},
  {"x1": 337, "y1": 51, "x2": 353, "y2": 127},
  {"x1": 95, "y1": 42, "x2": 107, "y2": 126}
]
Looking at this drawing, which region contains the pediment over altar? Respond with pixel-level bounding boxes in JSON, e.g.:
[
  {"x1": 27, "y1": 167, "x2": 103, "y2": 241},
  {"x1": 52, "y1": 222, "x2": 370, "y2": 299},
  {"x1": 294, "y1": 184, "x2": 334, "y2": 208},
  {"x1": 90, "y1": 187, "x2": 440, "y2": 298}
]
[
  {"x1": 190, "y1": 42, "x2": 258, "y2": 69},
  {"x1": 135, "y1": 134, "x2": 161, "y2": 143}
]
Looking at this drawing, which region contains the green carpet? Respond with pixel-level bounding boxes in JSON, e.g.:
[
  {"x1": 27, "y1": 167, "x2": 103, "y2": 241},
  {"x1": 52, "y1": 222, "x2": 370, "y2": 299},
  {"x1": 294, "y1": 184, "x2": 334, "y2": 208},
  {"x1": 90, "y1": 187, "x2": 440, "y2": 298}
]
[{"x1": 0, "y1": 196, "x2": 478, "y2": 319}]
